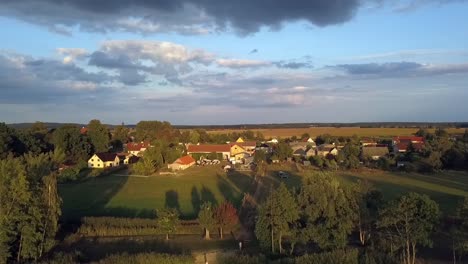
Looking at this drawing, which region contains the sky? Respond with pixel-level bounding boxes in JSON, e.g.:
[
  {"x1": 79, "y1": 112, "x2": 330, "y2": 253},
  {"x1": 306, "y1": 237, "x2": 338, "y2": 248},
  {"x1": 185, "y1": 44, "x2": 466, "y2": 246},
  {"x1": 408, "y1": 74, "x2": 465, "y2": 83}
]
[{"x1": 1, "y1": 0, "x2": 468, "y2": 125}]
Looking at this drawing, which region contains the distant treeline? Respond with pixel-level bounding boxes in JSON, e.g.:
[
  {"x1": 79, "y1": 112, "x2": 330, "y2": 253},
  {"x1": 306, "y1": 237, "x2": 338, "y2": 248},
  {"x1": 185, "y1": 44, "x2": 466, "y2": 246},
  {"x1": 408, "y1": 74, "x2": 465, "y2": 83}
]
[{"x1": 7, "y1": 121, "x2": 468, "y2": 130}]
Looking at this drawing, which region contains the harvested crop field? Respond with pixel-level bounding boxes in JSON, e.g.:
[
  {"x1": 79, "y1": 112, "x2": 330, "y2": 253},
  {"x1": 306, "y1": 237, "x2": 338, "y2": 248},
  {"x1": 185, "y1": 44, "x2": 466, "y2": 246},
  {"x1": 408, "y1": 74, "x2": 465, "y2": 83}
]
[{"x1": 205, "y1": 127, "x2": 464, "y2": 138}]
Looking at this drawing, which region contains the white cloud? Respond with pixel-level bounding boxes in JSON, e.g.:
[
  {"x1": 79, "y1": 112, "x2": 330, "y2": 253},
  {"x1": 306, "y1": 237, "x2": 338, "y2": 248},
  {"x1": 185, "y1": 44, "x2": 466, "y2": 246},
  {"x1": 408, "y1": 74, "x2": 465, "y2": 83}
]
[
  {"x1": 56, "y1": 48, "x2": 89, "y2": 64},
  {"x1": 216, "y1": 58, "x2": 271, "y2": 68}
]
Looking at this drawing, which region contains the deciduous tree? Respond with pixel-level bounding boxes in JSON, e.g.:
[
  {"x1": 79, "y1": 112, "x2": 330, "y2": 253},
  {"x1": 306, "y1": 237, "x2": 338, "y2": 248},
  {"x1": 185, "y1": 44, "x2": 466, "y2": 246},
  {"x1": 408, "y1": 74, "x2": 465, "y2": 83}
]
[
  {"x1": 214, "y1": 201, "x2": 238, "y2": 239},
  {"x1": 199, "y1": 202, "x2": 216, "y2": 240},
  {"x1": 156, "y1": 208, "x2": 179, "y2": 240}
]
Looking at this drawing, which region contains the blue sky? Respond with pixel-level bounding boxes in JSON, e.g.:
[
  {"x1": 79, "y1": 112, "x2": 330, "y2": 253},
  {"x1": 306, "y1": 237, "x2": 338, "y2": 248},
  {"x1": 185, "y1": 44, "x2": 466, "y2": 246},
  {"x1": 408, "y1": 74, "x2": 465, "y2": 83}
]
[{"x1": 0, "y1": 0, "x2": 467, "y2": 125}]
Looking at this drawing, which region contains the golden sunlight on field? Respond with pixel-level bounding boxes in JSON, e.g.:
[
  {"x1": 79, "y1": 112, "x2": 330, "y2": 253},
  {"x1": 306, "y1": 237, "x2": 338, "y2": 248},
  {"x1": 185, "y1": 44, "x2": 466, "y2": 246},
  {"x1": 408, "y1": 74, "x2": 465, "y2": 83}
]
[{"x1": 205, "y1": 127, "x2": 465, "y2": 138}]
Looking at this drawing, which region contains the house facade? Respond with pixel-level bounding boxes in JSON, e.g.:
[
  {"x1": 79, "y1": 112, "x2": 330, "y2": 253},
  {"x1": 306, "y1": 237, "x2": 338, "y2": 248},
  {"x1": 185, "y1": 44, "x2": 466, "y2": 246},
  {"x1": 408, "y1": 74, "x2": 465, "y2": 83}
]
[
  {"x1": 88, "y1": 153, "x2": 120, "y2": 168},
  {"x1": 316, "y1": 144, "x2": 338, "y2": 157},
  {"x1": 168, "y1": 155, "x2": 196, "y2": 171},
  {"x1": 126, "y1": 141, "x2": 151, "y2": 156}
]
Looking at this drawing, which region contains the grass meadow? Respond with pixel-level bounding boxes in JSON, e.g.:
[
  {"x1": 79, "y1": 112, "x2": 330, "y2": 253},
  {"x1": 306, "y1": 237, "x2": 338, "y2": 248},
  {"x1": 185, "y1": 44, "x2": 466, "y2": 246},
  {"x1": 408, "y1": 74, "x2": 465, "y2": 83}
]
[
  {"x1": 205, "y1": 127, "x2": 465, "y2": 138},
  {"x1": 59, "y1": 166, "x2": 254, "y2": 221}
]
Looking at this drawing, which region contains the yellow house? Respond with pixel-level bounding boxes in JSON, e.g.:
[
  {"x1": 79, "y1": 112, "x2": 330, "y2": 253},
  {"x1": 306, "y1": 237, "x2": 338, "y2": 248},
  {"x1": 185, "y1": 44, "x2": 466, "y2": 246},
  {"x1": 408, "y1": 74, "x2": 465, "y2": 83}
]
[
  {"x1": 88, "y1": 153, "x2": 120, "y2": 168},
  {"x1": 230, "y1": 144, "x2": 250, "y2": 161},
  {"x1": 236, "y1": 137, "x2": 244, "y2": 143}
]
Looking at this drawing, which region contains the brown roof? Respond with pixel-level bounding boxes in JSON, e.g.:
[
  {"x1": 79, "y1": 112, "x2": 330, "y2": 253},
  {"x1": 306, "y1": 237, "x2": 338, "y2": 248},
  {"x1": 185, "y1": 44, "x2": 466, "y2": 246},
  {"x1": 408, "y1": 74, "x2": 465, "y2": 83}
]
[
  {"x1": 175, "y1": 155, "x2": 196, "y2": 165},
  {"x1": 80, "y1": 126, "x2": 88, "y2": 134},
  {"x1": 362, "y1": 146, "x2": 389, "y2": 157},
  {"x1": 127, "y1": 141, "x2": 150, "y2": 151},
  {"x1": 393, "y1": 136, "x2": 424, "y2": 143},
  {"x1": 95, "y1": 152, "x2": 118, "y2": 162},
  {"x1": 187, "y1": 144, "x2": 231, "y2": 153}
]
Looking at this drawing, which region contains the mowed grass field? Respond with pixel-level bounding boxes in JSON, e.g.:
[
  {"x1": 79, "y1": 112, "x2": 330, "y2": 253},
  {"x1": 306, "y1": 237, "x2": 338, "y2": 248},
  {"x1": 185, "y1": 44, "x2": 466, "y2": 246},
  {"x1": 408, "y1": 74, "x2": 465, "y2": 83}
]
[
  {"x1": 205, "y1": 127, "x2": 465, "y2": 138},
  {"x1": 259, "y1": 164, "x2": 468, "y2": 215},
  {"x1": 59, "y1": 166, "x2": 254, "y2": 221}
]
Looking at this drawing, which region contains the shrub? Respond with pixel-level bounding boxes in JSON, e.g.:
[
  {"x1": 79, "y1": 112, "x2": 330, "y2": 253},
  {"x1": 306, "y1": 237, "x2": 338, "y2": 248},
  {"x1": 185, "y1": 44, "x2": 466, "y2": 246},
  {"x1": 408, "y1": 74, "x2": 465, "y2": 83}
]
[
  {"x1": 95, "y1": 253, "x2": 193, "y2": 264},
  {"x1": 78, "y1": 217, "x2": 201, "y2": 237},
  {"x1": 217, "y1": 253, "x2": 267, "y2": 264}
]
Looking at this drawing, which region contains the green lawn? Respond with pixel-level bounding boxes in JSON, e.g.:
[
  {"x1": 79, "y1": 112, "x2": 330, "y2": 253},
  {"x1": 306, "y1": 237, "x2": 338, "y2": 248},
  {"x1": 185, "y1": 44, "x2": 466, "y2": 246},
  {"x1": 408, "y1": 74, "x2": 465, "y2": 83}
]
[
  {"x1": 59, "y1": 166, "x2": 254, "y2": 221},
  {"x1": 257, "y1": 164, "x2": 468, "y2": 215}
]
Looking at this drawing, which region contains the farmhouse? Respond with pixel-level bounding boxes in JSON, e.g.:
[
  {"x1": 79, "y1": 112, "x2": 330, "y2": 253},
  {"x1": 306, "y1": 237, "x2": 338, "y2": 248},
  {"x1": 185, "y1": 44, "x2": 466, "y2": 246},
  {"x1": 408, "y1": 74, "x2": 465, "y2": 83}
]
[
  {"x1": 303, "y1": 137, "x2": 315, "y2": 144},
  {"x1": 88, "y1": 153, "x2": 120, "y2": 168},
  {"x1": 360, "y1": 138, "x2": 377, "y2": 147},
  {"x1": 293, "y1": 148, "x2": 306, "y2": 157},
  {"x1": 306, "y1": 148, "x2": 316, "y2": 157},
  {"x1": 126, "y1": 141, "x2": 151, "y2": 156},
  {"x1": 392, "y1": 136, "x2": 425, "y2": 153},
  {"x1": 231, "y1": 138, "x2": 256, "y2": 154},
  {"x1": 362, "y1": 146, "x2": 389, "y2": 160},
  {"x1": 168, "y1": 155, "x2": 196, "y2": 171},
  {"x1": 187, "y1": 144, "x2": 232, "y2": 160},
  {"x1": 316, "y1": 144, "x2": 338, "y2": 157}
]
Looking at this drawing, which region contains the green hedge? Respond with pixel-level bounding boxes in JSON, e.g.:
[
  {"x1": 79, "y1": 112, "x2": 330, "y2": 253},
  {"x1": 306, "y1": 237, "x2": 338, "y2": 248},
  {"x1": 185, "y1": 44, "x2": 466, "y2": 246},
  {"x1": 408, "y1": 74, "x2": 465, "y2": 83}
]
[
  {"x1": 95, "y1": 253, "x2": 194, "y2": 264},
  {"x1": 78, "y1": 217, "x2": 201, "y2": 237}
]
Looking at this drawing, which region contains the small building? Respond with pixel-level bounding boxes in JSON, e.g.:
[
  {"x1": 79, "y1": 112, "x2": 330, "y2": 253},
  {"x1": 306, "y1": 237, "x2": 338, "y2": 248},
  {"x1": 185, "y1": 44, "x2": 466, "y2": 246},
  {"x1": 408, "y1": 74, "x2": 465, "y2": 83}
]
[
  {"x1": 126, "y1": 141, "x2": 151, "y2": 156},
  {"x1": 316, "y1": 144, "x2": 338, "y2": 157},
  {"x1": 362, "y1": 146, "x2": 389, "y2": 160},
  {"x1": 302, "y1": 137, "x2": 315, "y2": 144},
  {"x1": 187, "y1": 144, "x2": 231, "y2": 160},
  {"x1": 293, "y1": 148, "x2": 306, "y2": 157},
  {"x1": 392, "y1": 136, "x2": 425, "y2": 153},
  {"x1": 256, "y1": 143, "x2": 271, "y2": 153},
  {"x1": 305, "y1": 148, "x2": 316, "y2": 157},
  {"x1": 267, "y1": 138, "x2": 279, "y2": 144},
  {"x1": 168, "y1": 155, "x2": 196, "y2": 171},
  {"x1": 88, "y1": 153, "x2": 120, "y2": 168}
]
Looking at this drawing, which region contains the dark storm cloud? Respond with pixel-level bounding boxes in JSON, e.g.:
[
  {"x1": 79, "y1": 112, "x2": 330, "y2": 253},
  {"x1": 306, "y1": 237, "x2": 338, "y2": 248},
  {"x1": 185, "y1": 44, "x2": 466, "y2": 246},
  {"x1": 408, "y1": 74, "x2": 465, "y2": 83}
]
[
  {"x1": 0, "y1": 0, "x2": 361, "y2": 35},
  {"x1": 334, "y1": 61, "x2": 468, "y2": 78}
]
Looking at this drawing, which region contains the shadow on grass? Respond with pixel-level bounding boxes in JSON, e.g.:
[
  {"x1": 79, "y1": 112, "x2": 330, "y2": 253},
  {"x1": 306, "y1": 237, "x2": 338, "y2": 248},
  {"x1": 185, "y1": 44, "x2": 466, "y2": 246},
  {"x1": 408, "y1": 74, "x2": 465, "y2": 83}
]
[
  {"x1": 191, "y1": 187, "x2": 201, "y2": 217},
  {"x1": 59, "y1": 173, "x2": 130, "y2": 223},
  {"x1": 165, "y1": 190, "x2": 181, "y2": 213}
]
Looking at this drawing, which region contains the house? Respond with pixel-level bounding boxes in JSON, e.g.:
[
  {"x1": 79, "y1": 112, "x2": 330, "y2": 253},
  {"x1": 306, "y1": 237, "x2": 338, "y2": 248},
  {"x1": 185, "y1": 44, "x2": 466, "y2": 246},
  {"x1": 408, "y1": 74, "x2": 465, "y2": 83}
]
[
  {"x1": 126, "y1": 141, "x2": 151, "y2": 156},
  {"x1": 303, "y1": 137, "x2": 315, "y2": 144},
  {"x1": 80, "y1": 126, "x2": 88, "y2": 135},
  {"x1": 360, "y1": 138, "x2": 377, "y2": 147},
  {"x1": 293, "y1": 148, "x2": 306, "y2": 158},
  {"x1": 267, "y1": 138, "x2": 279, "y2": 144},
  {"x1": 305, "y1": 148, "x2": 316, "y2": 157},
  {"x1": 88, "y1": 153, "x2": 120, "y2": 168},
  {"x1": 316, "y1": 144, "x2": 338, "y2": 157},
  {"x1": 231, "y1": 139, "x2": 256, "y2": 154},
  {"x1": 256, "y1": 143, "x2": 271, "y2": 153},
  {"x1": 289, "y1": 142, "x2": 308, "y2": 152},
  {"x1": 117, "y1": 153, "x2": 139, "y2": 165},
  {"x1": 168, "y1": 155, "x2": 196, "y2": 171},
  {"x1": 362, "y1": 146, "x2": 389, "y2": 160},
  {"x1": 392, "y1": 136, "x2": 425, "y2": 153},
  {"x1": 187, "y1": 144, "x2": 232, "y2": 160}
]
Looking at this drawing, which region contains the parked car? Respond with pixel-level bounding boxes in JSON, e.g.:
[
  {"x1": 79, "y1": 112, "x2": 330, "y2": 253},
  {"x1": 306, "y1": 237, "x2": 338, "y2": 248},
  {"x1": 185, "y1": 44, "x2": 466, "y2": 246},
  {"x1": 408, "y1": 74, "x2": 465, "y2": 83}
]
[{"x1": 278, "y1": 171, "x2": 288, "y2": 178}]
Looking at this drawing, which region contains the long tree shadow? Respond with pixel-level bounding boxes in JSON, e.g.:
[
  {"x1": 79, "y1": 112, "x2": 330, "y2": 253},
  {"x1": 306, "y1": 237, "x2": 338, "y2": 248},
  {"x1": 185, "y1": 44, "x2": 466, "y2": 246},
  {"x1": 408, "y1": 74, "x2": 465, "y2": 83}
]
[
  {"x1": 200, "y1": 185, "x2": 218, "y2": 206},
  {"x1": 59, "y1": 170, "x2": 130, "y2": 223},
  {"x1": 165, "y1": 190, "x2": 181, "y2": 213},
  {"x1": 191, "y1": 187, "x2": 201, "y2": 217},
  {"x1": 217, "y1": 174, "x2": 239, "y2": 207}
]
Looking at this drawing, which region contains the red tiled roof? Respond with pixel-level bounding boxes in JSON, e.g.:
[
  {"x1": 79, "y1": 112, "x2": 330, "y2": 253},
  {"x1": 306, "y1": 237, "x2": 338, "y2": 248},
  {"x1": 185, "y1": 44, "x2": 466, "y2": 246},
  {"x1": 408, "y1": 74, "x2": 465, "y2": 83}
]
[
  {"x1": 127, "y1": 141, "x2": 150, "y2": 151},
  {"x1": 187, "y1": 144, "x2": 231, "y2": 153},
  {"x1": 396, "y1": 142, "x2": 425, "y2": 151},
  {"x1": 80, "y1": 127, "x2": 88, "y2": 134},
  {"x1": 175, "y1": 155, "x2": 196, "y2": 165},
  {"x1": 95, "y1": 152, "x2": 118, "y2": 162}
]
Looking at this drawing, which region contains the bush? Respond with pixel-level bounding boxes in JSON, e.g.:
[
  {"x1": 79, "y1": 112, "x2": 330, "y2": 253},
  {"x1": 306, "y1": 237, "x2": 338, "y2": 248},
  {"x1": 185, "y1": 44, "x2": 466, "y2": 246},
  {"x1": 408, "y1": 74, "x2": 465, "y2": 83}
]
[
  {"x1": 95, "y1": 253, "x2": 193, "y2": 264},
  {"x1": 78, "y1": 217, "x2": 201, "y2": 237}
]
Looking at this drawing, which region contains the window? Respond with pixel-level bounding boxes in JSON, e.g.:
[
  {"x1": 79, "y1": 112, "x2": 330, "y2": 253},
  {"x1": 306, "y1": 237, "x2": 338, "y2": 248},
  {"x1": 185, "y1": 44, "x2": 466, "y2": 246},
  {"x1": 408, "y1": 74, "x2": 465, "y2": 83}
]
[
  {"x1": 98, "y1": 164, "x2": 100, "y2": 167},
  {"x1": 91, "y1": 159, "x2": 94, "y2": 161}
]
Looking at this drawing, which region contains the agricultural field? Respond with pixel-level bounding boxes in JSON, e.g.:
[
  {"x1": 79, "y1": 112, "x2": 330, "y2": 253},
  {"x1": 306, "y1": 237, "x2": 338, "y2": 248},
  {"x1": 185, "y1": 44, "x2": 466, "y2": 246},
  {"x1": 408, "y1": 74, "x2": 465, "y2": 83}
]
[
  {"x1": 59, "y1": 166, "x2": 254, "y2": 221},
  {"x1": 205, "y1": 127, "x2": 465, "y2": 138}
]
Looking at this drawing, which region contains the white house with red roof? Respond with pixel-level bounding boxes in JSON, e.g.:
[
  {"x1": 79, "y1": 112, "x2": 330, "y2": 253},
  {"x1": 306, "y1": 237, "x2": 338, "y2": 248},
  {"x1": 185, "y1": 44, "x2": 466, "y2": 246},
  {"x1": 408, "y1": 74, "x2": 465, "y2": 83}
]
[
  {"x1": 168, "y1": 155, "x2": 196, "y2": 171},
  {"x1": 126, "y1": 141, "x2": 151, "y2": 156}
]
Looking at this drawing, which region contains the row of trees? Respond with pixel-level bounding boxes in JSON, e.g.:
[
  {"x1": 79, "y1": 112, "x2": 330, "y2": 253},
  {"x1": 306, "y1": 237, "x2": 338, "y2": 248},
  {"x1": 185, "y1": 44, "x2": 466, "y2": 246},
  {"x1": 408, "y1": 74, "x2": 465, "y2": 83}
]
[
  {"x1": 0, "y1": 152, "x2": 63, "y2": 263},
  {"x1": 255, "y1": 173, "x2": 440, "y2": 264}
]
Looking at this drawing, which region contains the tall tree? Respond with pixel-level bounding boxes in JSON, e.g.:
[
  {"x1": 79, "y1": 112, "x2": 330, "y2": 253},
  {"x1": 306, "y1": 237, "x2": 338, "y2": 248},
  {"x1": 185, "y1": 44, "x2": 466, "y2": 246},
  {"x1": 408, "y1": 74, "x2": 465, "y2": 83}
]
[
  {"x1": 0, "y1": 123, "x2": 15, "y2": 159},
  {"x1": 52, "y1": 125, "x2": 91, "y2": 162},
  {"x1": 156, "y1": 208, "x2": 179, "y2": 240},
  {"x1": 377, "y1": 193, "x2": 439, "y2": 264},
  {"x1": 0, "y1": 156, "x2": 30, "y2": 263},
  {"x1": 214, "y1": 201, "x2": 238, "y2": 239},
  {"x1": 255, "y1": 183, "x2": 299, "y2": 254},
  {"x1": 199, "y1": 202, "x2": 216, "y2": 240},
  {"x1": 111, "y1": 124, "x2": 129, "y2": 152},
  {"x1": 297, "y1": 173, "x2": 357, "y2": 250},
  {"x1": 450, "y1": 197, "x2": 468, "y2": 263},
  {"x1": 87, "y1": 119, "x2": 110, "y2": 153}
]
